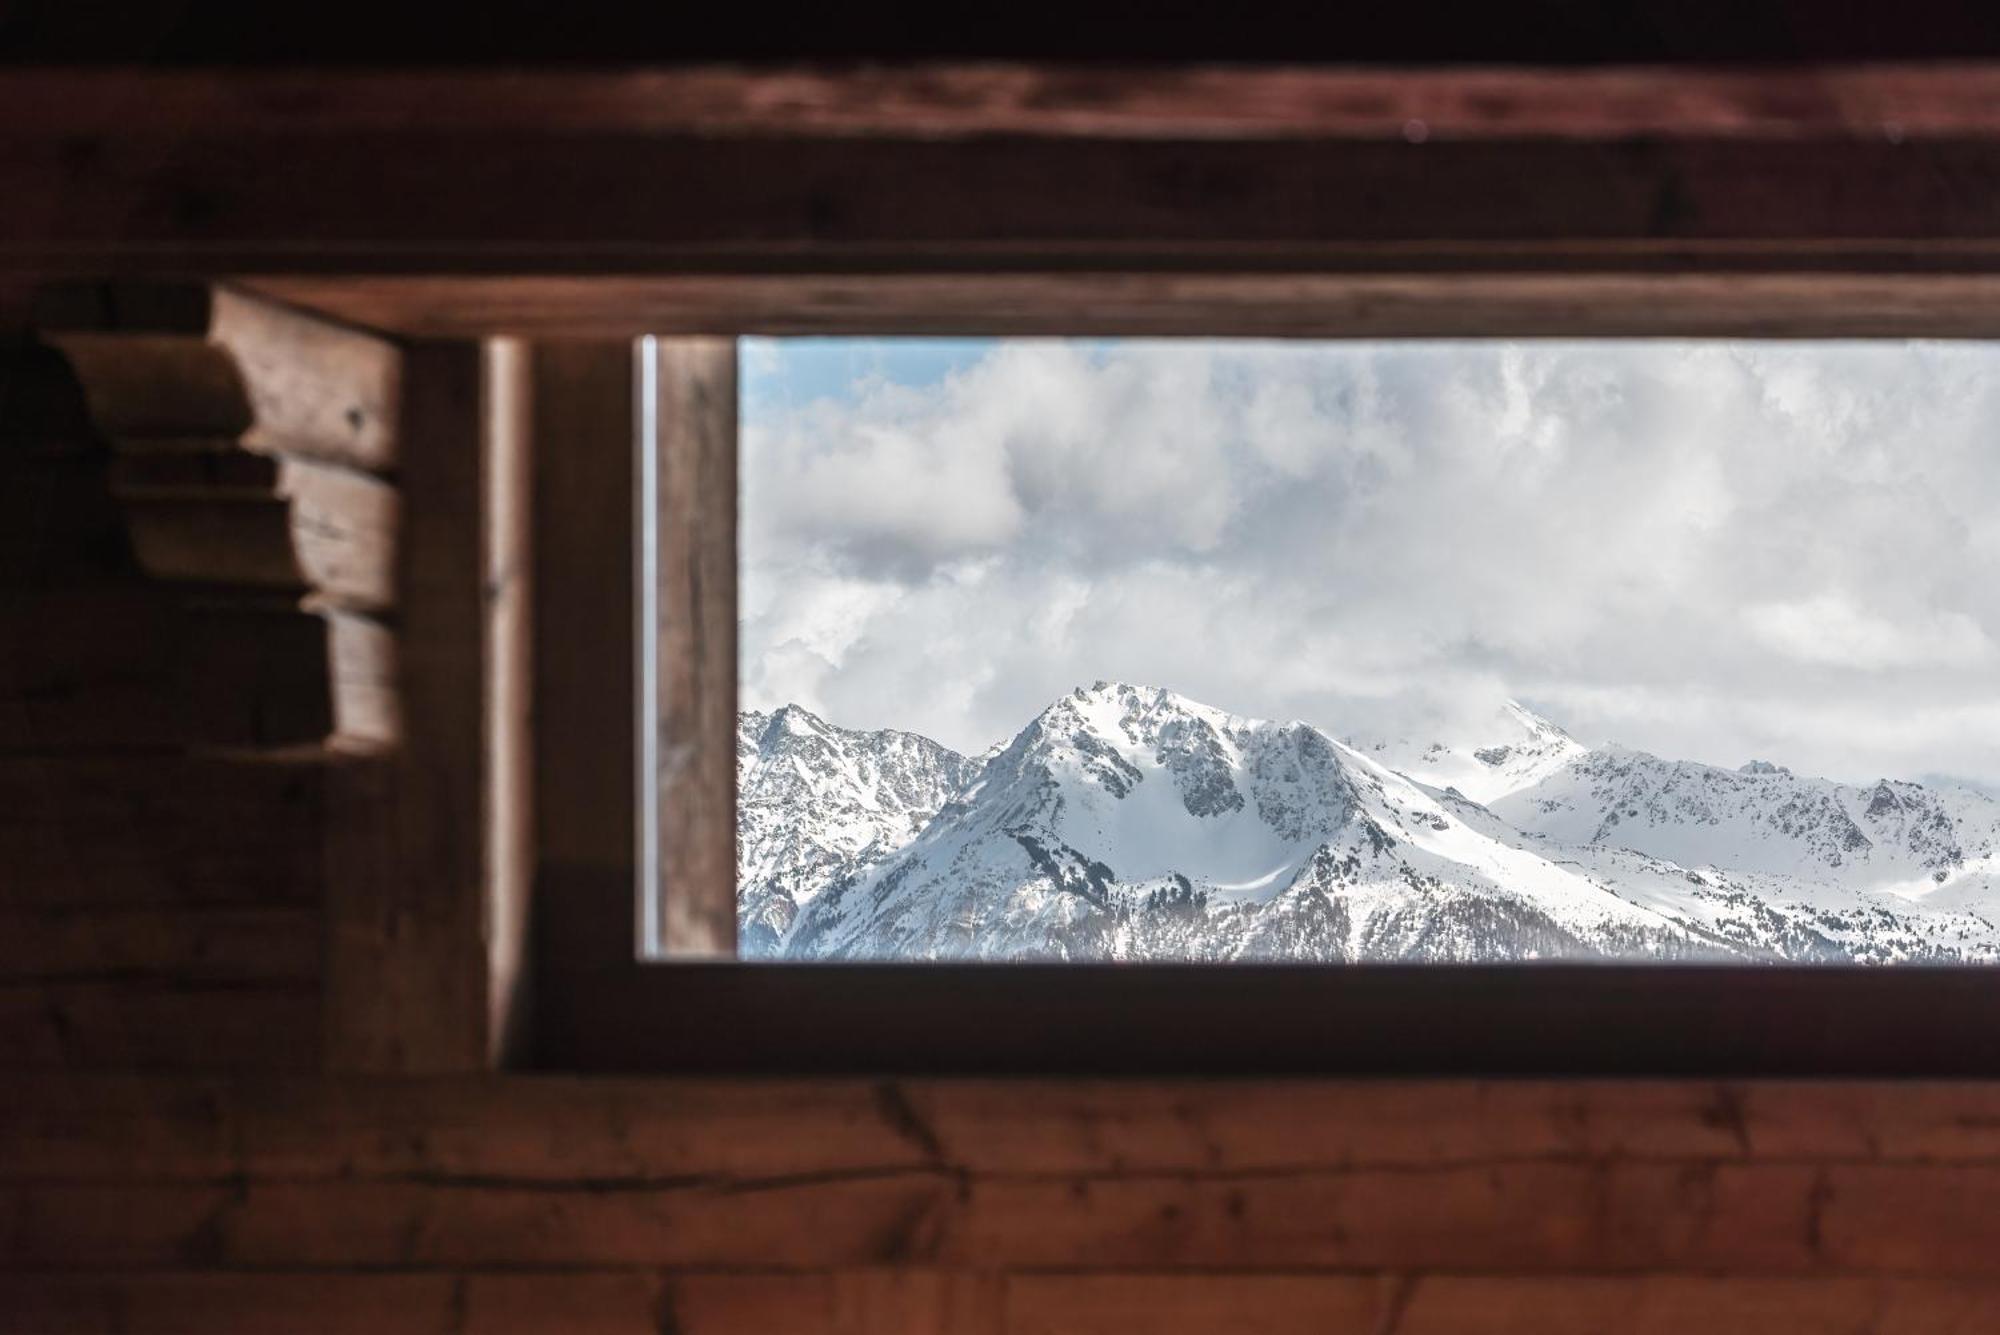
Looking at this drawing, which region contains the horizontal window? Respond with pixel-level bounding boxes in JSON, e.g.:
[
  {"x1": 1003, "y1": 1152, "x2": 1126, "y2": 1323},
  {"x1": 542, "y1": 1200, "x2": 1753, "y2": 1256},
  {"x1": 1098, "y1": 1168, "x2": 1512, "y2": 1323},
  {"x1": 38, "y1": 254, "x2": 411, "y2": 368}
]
[{"x1": 722, "y1": 338, "x2": 2000, "y2": 965}]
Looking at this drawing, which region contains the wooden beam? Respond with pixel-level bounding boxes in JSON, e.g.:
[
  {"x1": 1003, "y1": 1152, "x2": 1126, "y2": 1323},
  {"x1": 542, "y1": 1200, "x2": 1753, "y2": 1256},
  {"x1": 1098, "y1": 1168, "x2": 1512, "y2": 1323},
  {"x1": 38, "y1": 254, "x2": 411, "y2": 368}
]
[
  {"x1": 44, "y1": 285, "x2": 402, "y2": 469},
  {"x1": 16, "y1": 1077, "x2": 2000, "y2": 1184},
  {"x1": 0, "y1": 1272, "x2": 1997, "y2": 1335},
  {"x1": 41, "y1": 287, "x2": 400, "y2": 471},
  {"x1": 482, "y1": 339, "x2": 534, "y2": 1070},
  {"x1": 32, "y1": 288, "x2": 406, "y2": 750},
  {"x1": 323, "y1": 340, "x2": 530, "y2": 1071},
  {"x1": 527, "y1": 341, "x2": 638, "y2": 979},
  {"x1": 517, "y1": 338, "x2": 746, "y2": 972},
  {"x1": 248, "y1": 270, "x2": 2000, "y2": 339},
  {"x1": 8, "y1": 119, "x2": 2000, "y2": 278},
  {"x1": 648, "y1": 338, "x2": 737, "y2": 957},
  {"x1": 114, "y1": 456, "x2": 399, "y2": 612},
  {"x1": 8, "y1": 66, "x2": 2000, "y2": 142},
  {"x1": 9, "y1": 1157, "x2": 2000, "y2": 1272}
]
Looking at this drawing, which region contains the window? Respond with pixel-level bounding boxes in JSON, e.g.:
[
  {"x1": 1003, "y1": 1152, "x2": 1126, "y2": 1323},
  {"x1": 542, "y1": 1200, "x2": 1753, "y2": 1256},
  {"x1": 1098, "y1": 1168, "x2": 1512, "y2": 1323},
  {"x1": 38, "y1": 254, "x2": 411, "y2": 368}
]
[
  {"x1": 28, "y1": 64, "x2": 2000, "y2": 1075},
  {"x1": 726, "y1": 337, "x2": 2000, "y2": 967},
  {"x1": 519, "y1": 321, "x2": 2000, "y2": 1077}
]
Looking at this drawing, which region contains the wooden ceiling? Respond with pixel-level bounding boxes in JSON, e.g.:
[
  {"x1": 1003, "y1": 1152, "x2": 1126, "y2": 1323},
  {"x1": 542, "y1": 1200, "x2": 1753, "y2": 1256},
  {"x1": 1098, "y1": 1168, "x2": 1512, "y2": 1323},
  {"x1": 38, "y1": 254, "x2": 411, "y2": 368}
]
[{"x1": 11, "y1": 64, "x2": 2000, "y2": 337}]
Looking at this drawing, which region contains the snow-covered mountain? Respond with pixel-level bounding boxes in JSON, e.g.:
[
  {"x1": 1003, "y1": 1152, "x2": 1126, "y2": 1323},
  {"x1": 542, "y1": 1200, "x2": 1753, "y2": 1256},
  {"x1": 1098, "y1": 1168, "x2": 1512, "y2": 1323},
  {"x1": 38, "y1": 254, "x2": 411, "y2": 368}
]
[
  {"x1": 740, "y1": 684, "x2": 2000, "y2": 963},
  {"x1": 1491, "y1": 749, "x2": 2000, "y2": 962},
  {"x1": 736, "y1": 705, "x2": 980, "y2": 956},
  {"x1": 1345, "y1": 700, "x2": 1588, "y2": 804}
]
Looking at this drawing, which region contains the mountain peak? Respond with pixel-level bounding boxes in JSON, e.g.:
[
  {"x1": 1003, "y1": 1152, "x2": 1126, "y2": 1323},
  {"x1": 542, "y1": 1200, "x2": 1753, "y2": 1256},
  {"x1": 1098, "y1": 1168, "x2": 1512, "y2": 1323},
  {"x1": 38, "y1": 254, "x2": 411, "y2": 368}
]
[{"x1": 747, "y1": 685, "x2": 2000, "y2": 965}]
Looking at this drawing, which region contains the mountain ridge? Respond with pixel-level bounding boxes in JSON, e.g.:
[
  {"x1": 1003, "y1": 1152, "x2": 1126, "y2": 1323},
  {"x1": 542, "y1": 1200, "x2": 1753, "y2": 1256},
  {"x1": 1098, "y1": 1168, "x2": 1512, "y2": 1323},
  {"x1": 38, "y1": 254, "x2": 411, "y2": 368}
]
[{"x1": 737, "y1": 683, "x2": 2000, "y2": 963}]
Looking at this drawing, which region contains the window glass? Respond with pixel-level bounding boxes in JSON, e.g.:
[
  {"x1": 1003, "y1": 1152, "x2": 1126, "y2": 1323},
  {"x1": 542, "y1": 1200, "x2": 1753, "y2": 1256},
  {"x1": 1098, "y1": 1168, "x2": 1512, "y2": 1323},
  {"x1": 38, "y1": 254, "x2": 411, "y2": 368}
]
[{"x1": 737, "y1": 338, "x2": 2000, "y2": 963}]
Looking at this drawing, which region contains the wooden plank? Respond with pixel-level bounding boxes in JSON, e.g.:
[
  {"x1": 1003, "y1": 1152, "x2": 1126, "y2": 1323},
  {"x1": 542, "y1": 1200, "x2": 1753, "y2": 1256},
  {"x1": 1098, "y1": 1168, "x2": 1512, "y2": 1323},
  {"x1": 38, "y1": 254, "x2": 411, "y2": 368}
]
[
  {"x1": 183, "y1": 600, "x2": 398, "y2": 748},
  {"x1": 40, "y1": 334, "x2": 251, "y2": 439},
  {"x1": 248, "y1": 270, "x2": 2000, "y2": 340},
  {"x1": 11, "y1": 135, "x2": 2000, "y2": 276},
  {"x1": 0, "y1": 980, "x2": 319, "y2": 1070},
  {"x1": 10, "y1": 1160, "x2": 2000, "y2": 1272},
  {"x1": 40, "y1": 286, "x2": 402, "y2": 470},
  {"x1": 207, "y1": 286, "x2": 402, "y2": 471},
  {"x1": 482, "y1": 338, "x2": 533, "y2": 1068},
  {"x1": 650, "y1": 338, "x2": 736, "y2": 956},
  {"x1": 9, "y1": 66, "x2": 2000, "y2": 143},
  {"x1": 0, "y1": 1272, "x2": 1000, "y2": 1335},
  {"x1": 116, "y1": 456, "x2": 398, "y2": 611},
  {"x1": 0, "y1": 1076, "x2": 928, "y2": 1183},
  {"x1": 531, "y1": 341, "x2": 635, "y2": 884},
  {"x1": 0, "y1": 905, "x2": 318, "y2": 984},
  {"x1": 20, "y1": 1078, "x2": 2000, "y2": 1188},
  {"x1": 324, "y1": 339, "x2": 519, "y2": 1072},
  {"x1": 3, "y1": 1273, "x2": 1998, "y2": 1335},
  {"x1": 0, "y1": 1274, "x2": 461, "y2": 1335},
  {"x1": 0, "y1": 584, "x2": 186, "y2": 751},
  {"x1": 1394, "y1": 1275, "x2": 2000, "y2": 1335},
  {"x1": 1009, "y1": 1274, "x2": 2000, "y2": 1335},
  {"x1": 534, "y1": 939, "x2": 2000, "y2": 1077},
  {"x1": 1005, "y1": 1274, "x2": 1393, "y2": 1334},
  {"x1": 0, "y1": 585, "x2": 391, "y2": 752},
  {"x1": 0, "y1": 752, "x2": 329, "y2": 909}
]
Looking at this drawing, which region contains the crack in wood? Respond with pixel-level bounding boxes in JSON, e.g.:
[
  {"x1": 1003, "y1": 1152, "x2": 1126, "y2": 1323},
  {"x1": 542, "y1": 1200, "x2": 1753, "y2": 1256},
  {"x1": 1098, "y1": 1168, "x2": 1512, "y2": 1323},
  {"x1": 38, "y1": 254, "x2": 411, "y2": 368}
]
[
  {"x1": 1371, "y1": 1273, "x2": 1421, "y2": 1335},
  {"x1": 874, "y1": 1080, "x2": 949, "y2": 1165},
  {"x1": 1699, "y1": 1085, "x2": 1755, "y2": 1156}
]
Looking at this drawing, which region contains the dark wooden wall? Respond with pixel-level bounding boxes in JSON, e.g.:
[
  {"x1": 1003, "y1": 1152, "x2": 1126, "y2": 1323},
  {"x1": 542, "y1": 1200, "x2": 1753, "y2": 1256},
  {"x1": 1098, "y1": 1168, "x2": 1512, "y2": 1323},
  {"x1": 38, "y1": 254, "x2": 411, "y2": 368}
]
[
  {"x1": 6, "y1": 302, "x2": 2000, "y2": 1335},
  {"x1": 6, "y1": 59, "x2": 2000, "y2": 1333}
]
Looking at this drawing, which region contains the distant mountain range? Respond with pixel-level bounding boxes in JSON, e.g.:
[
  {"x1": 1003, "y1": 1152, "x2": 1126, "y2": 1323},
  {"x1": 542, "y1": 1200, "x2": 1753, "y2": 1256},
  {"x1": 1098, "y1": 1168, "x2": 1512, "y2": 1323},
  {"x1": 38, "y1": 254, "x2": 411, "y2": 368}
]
[{"x1": 737, "y1": 682, "x2": 2000, "y2": 962}]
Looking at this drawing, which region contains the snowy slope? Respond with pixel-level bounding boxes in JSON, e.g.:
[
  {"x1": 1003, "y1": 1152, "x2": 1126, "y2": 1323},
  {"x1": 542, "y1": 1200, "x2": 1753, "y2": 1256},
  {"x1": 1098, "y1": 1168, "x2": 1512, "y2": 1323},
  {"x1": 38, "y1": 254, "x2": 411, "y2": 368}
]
[
  {"x1": 1493, "y1": 748, "x2": 2000, "y2": 904},
  {"x1": 1347, "y1": 700, "x2": 1588, "y2": 805},
  {"x1": 736, "y1": 705, "x2": 981, "y2": 956},
  {"x1": 743, "y1": 686, "x2": 2000, "y2": 964},
  {"x1": 1489, "y1": 748, "x2": 2000, "y2": 962},
  {"x1": 783, "y1": 683, "x2": 1699, "y2": 962}
]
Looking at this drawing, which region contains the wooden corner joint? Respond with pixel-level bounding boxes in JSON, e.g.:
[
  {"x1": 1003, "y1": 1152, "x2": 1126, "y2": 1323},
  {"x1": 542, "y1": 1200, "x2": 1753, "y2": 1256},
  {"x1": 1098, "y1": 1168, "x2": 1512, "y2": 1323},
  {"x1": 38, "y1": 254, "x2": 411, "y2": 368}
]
[{"x1": 36, "y1": 282, "x2": 405, "y2": 751}]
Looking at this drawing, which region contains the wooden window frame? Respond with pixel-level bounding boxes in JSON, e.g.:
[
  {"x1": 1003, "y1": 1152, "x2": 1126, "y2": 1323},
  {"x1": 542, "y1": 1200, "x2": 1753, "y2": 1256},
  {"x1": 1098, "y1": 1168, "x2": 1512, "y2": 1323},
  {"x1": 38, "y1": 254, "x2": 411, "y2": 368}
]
[
  {"x1": 517, "y1": 331, "x2": 2000, "y2": 1079},
  {"x1": 20, "y1": 63, "x2": 2000, "y2": 1074}
]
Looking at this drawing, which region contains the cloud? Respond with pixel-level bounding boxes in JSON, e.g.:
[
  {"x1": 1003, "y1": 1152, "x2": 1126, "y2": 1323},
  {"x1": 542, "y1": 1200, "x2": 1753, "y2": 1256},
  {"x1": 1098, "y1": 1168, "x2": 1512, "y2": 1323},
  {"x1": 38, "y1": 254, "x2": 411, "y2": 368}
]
[{"x1": 741, "y1": 339, "x2": 2000, "y2": 784}]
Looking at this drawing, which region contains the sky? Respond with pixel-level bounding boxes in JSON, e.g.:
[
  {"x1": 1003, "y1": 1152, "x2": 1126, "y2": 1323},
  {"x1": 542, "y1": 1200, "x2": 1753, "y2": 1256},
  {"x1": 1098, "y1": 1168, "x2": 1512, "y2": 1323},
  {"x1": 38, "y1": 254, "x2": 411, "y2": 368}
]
[{"x1": 738, "y1": 337, "x2": 2000, "y2": 788}]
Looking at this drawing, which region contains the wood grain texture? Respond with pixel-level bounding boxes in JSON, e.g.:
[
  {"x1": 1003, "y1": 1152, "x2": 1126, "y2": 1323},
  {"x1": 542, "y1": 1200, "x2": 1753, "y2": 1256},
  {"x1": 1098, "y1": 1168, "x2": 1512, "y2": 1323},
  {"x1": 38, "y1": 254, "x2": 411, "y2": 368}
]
[
  {"x1": 116, "y1": 457, "x2": 399, "y2": 611},
  {"x1": 248, "y1": 270, "x2": 2000, "y2": 340},
  {"x1": 12, "y1": 66, "x2": 2000, "y2": 141},
  {"x1": 324, "y1": 342, "x2": 488, "y2": 1072},
  {"x1": 529, "y1": 341, "x2": 636, "y2": 884},
  {"x1": 0, "y1": 1164, "x2": 1899, "y2": 1270},
  {"x1": 44, "y1": 335, "x2": 252, "y2": 439},
  {"x1": 650, "y1": 338, "x2": 737, "y2": 956},
  {"x1": 42, "y1": 286, "x2": 401, "y2": 470},
  {"x1": 31, "y1": 291, "x2": 407, "y2": 752},
  {"x1": 8, "y1": 1078, "x2": 2000, "y2": 1317},
  {"x1": 11, "y1": 133, "x2": 2000, "y2": 277},
  {"x1": 482, "y1": 339, "x2": 534, "y2": 1071},
  {"x1": 206, "y1": 286, "x2": 402, "y2": 471},
  {"x1": 14, "y1": 1078, "x2": 2000, "y2": 1185}
]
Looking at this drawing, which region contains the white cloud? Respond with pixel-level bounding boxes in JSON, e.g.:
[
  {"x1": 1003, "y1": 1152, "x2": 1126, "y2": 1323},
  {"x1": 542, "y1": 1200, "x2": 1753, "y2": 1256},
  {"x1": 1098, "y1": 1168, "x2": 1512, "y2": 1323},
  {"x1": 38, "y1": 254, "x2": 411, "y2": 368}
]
[
  {"x1": 1745, "y1": 592, "x2": 1994, "y2": 670},
  {"x1": 741, "y1": 339, "x2": 2000, "y2": 784}
]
